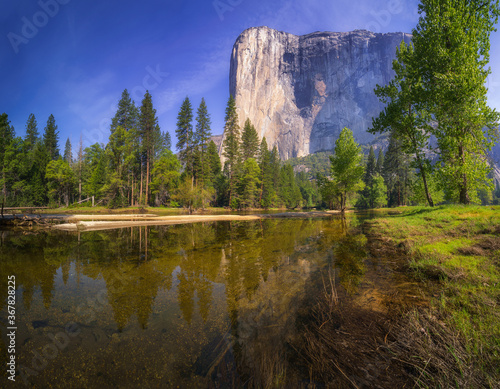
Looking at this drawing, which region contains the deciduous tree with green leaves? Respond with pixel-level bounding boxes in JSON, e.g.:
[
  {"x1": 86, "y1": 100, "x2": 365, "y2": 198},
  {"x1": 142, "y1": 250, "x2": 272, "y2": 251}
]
[
  {"x1": 151, "y1": 149, "x2": 181, "y2": 205},
  {"x1": 329, "y1": 127, "x2": 365, "y2": 212},
  {"x1": 46, "y1": 159, "x2": 74, "y2": 206},
  {"x1": 411, "y1": 0, "x2": 500, "y2": 204},
  {"x1": 371, "y1": 41, "x2": 434, "y2": 206}
]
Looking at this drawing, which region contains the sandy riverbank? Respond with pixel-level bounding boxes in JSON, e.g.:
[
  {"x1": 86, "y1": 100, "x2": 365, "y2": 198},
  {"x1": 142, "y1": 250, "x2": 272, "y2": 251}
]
[{"x1": 52, "y1": 211, "x2": 343, "y2": 231}]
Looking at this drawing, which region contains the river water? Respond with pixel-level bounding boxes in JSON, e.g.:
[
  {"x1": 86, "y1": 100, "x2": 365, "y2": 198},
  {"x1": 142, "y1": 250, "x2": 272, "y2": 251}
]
[{"x1": 0, "y1": 215, "x2": 427, "y2": 387}]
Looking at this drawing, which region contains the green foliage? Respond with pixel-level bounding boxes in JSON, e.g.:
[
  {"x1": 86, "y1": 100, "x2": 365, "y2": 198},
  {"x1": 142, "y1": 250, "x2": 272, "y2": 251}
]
[
  {"x1": 222, "y1": 95, "x2": 241, "y2": 206},
  {"x1": 25, "y1": 113, "x2": 39, "y2": 151},
  {"x1": 194, "y1": 98, "x2": 212, "y2": 186},
  {"x1": 238, "y1": 158, "x2": 261, "y2": 208},
  {"x1": 46, "y1": 158, "x2": 75, "y2": 206},
  {"x1": 369, "y1": 174, "x2": 387, "y2": 208},
  {"x1": 411, "y1": 0, "x2": 500, "y2": 204},
  {"x1": 63, "y1": 138, "x2": 72, "y2": 164},
  {"x1": 259, "y1": 140, "x2": 279, "y2": 208},
  {"x1": 411, "y1": 173, "x2": 444, "y2": 206},
  {"x1": 241, "y1": 118, "x2": 260, "y2": 161},
  {"x1": 371, "y1": 41, "x2": 434, "y2": 207},
  {"x1": 43, "y1": 114, "x2": 59, "y2": 160},
  {"x1": 176, "y1": 96, "x2": 194, "y2": 179},
  {"x1": 173, "y1": 176, "x2": 215, "y2": 213},
  {"x1": 329, "y1": 127, "x2": 365, "y2": 211},
  {"x1": 151, "y1": 150, "x2": 181, "y2": 205},
  {"x1": 375, "y1": 149, "x2": 384, "y2": 175},
  {"x1": 278, "y1": 164, "x2": 302, "y2": 209},
  {"x1": 287, "y1": 151, "x2": 332, "y2": 177},
  {"x1": 110, "y1": 89, "x2": 139, "y2": 133},
  {"x1": 383, "y1": 134, "x2": 414, "y2": 207}
]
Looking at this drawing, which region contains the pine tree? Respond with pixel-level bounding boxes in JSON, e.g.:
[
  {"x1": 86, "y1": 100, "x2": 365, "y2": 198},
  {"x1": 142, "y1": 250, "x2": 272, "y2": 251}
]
[
  {"x1": 241, "y1": 118, "x2": 260, "y2": 161},
  {"x1": 139, "y1": 91, "x2": 158, "y2": 205},
  {"x1": 25, "y1": 113, "x2": 39, "y2": 151},
  {"x1": 43, "y1": 114, "x2": 59, "y2": 160},
  {"x1": 111, "y1": 89, "x2": 139, "y2": 133},
  {"x1": 239, "y1": 158, "x2": 261, "y2": 208},
  {"x1": 206, "y1": 140, "x2": 221, "y2": 186},
  {"x1": 163, "y1": 131, "x2": 172, "y2": 151},
  {"x1": 222, "y1": 95, "x2": 241, "y2": 207},
  {"x1": 176, "y1": 97, "x2": 194, "y2": 186},
  {"x1": 64, "y1": 138, "x2": 72, "y2": 164},
  {"x1": 376, "y1": 149, "x2": 384, "y2": 174},
  {"x1": 194, "y1": 98, "x2": 212, "y2": 186},
  {"x1": 0, "y1": 113, "x2": 15, "y2": 201}
]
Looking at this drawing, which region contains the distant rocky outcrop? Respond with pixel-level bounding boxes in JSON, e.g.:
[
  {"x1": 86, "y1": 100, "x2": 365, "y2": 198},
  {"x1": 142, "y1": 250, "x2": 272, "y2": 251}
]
[{"x1": 228, "y1": 26, "x2": 411, "y2": 160}]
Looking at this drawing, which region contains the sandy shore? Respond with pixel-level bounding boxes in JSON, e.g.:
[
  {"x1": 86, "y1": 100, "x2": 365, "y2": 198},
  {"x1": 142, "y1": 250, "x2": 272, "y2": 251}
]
[{"x1": 52, "y1": 211, "x2": 341, "y2": 232}]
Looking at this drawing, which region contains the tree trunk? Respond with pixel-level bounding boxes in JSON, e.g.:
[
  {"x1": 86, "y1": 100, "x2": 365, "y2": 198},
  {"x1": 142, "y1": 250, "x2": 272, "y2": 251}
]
[
  {"x1": 458, "y1": 144, "x2": 470, "y2": 204},
  {"x1": 140, "y1": 165, "x2": 143, "y2": 206},
  {"x1": 417, "y1": 157, "x2": 434, "y2": 207},
  {"x1": 146, "y1": 158, "x2": 150, "y2": 207},
  {"x1": 131, "y1": 175, "x2": 134, "y2": 207}
]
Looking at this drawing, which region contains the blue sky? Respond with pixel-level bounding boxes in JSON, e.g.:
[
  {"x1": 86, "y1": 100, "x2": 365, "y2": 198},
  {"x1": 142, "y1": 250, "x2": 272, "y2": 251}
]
[{"x1": 2, "y1": 0, "x2": 500, "y2": 153}]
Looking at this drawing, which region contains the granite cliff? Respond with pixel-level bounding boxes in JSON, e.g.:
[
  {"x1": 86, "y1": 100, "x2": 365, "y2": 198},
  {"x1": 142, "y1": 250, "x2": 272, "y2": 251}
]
[{"x1": 227, "y1": 26, "x2": 411, "y2": 160}]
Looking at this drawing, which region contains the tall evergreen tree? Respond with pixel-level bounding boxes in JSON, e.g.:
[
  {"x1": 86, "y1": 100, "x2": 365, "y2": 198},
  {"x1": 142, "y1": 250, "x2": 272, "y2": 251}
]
[
  {"x1": 64, "y1": 138, "x2": 72, "y2": 164},
  {"x1": 43, "y1": 114, "x2": 59, "y2": 160},
  {"x1": 194, "y1": 98, "x2": 212, "y2": 185},
  {"x1": 206, "y1": 140, "x2": 221, "y2": 185},
  {"x1": 110, "y1": 89, "x2": 139, "y2": 133},
  {"x1": 376, "y1": 149, "x2": 384, "y2": 174},
  {"x1": 139, "y1": 91, "x2": 158, "y2": 205},
  {"x1": 241, "y1": 118, "x2": 260, "y2": 161},
  {"x1": 239, "y1": 158, "x2": 261, "y2": 208},
  {"x1": 176, "y1": 97, "x2": 194, "y2": 186},
  {"x1": 163, "y1": 131, "x2": 172, "y2": 151},
  {"x1": 25, "y1": 113, "x2": 39, "y2": 151},
  {"x1": 0, "y1": 113, "x2": 15, "y2": 202},
  {"x1": 222, "y1": 95, "x2": 241, "y2": 207}
]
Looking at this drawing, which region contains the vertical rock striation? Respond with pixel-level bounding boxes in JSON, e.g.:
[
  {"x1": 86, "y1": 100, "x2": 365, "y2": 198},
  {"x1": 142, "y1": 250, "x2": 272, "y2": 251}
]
[{"x1": 228, "y1": 26, "x2": 411, "y2": 160}]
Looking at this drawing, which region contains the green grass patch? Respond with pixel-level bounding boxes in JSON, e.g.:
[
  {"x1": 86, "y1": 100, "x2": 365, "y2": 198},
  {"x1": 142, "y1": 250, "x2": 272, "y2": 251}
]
[{"x1": 369, "y1": 205, "x2": 500, "y2": 384}]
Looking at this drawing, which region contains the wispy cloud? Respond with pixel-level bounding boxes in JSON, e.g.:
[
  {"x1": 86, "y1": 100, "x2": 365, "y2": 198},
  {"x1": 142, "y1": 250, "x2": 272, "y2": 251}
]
[
  {"x1": 156, "y1": 46, "x2": 230, "y2": 115},
  {"x1": 60, "y1": 71, "x2": 118, "y2": 146}
]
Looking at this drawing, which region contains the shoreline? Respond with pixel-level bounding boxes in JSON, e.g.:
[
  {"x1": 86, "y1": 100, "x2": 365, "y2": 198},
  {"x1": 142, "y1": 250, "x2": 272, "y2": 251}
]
[{"x1": 52, "y1": 210, "x2": 344, "y2": 231}]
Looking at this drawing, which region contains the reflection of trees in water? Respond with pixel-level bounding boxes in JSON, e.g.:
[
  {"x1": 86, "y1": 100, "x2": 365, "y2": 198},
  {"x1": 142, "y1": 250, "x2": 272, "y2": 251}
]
[
  {"x1": 333, "y1": 231, "x2": 367, "y2": 294},
  {"x1": 0, "y1": 216, "x2": 366, "y2": 334}
]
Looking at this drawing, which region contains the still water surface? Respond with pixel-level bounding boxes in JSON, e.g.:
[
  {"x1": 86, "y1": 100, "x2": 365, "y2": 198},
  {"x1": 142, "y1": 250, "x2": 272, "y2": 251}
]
[{"x1": 0, "y1": 216, "x2": 424, "y2": 387}]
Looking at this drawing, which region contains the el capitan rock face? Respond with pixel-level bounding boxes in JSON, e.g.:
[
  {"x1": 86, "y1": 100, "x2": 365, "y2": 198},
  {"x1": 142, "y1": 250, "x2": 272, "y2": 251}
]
[{"x1": 228, "y1": 26, "x2": 411, "y2": 159}]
